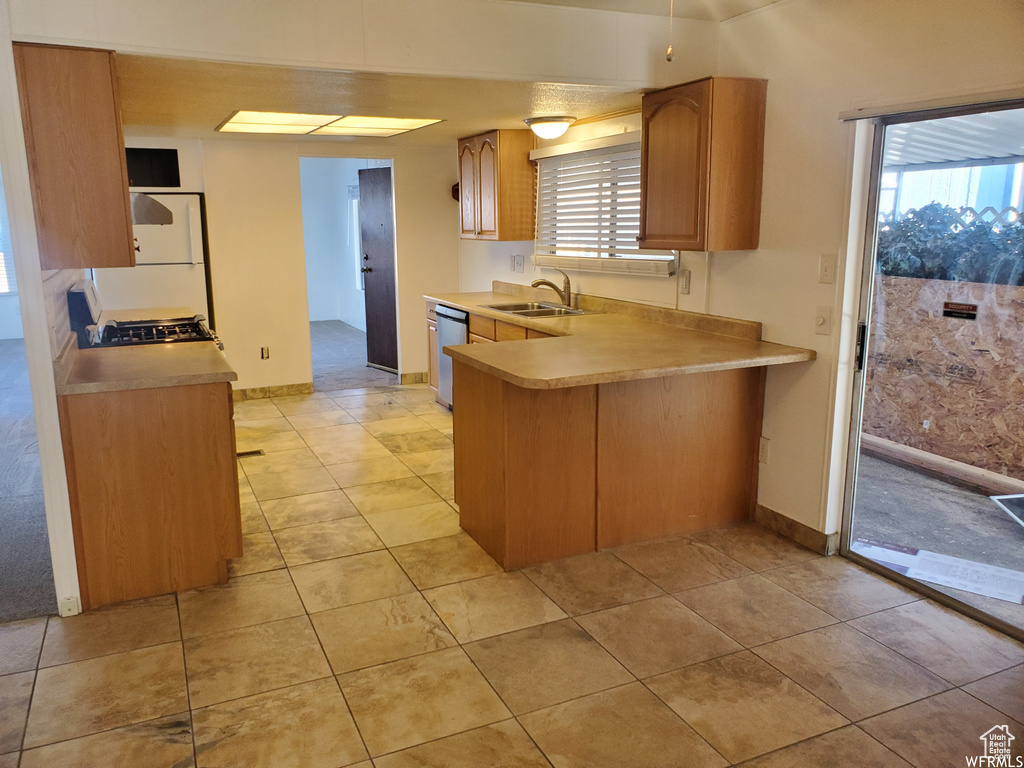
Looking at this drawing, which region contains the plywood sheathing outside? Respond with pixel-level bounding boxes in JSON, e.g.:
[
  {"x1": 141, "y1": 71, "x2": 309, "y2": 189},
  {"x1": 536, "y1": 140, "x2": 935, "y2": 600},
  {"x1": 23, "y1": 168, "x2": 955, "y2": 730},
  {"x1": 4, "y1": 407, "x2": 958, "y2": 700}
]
[{"x1": 863, "y1": 276, "x2": 1024, "y2": 481}]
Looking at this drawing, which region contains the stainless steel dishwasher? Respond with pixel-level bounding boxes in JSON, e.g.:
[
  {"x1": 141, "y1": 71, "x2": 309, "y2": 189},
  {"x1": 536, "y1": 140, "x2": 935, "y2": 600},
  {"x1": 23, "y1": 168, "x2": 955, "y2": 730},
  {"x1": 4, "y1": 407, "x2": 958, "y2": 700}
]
[{"x1": 435, "y1": 304, "x2": 468, "y2": 409}]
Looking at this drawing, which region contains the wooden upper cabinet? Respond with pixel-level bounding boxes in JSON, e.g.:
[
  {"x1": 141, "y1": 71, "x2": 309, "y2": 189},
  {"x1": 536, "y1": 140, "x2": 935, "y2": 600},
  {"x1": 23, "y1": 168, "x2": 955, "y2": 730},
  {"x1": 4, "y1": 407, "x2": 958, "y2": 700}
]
[
  {"x1": 13, "y1": 43, "x2": 135, "y2": 271},
  {"x1": 639, "y1": 77, "x2": 767, "y2": 252},
  {"x1": 457, "y1": 129, "x2": 535, "y2": 241}
]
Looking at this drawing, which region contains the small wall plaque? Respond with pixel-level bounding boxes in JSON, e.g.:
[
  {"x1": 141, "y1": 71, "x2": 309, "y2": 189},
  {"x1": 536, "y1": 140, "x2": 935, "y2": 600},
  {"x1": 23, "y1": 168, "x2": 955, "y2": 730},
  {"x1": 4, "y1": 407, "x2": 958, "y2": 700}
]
[{"x1": 943, "y1": 301, "x2": 977, "y2": 320}]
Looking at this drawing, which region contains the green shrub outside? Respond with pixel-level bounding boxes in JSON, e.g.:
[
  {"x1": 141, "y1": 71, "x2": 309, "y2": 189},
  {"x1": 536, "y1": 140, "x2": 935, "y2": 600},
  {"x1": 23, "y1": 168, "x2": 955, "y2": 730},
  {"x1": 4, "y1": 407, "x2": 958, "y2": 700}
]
[{"x1": 876, "y1": 202, "x2": 1024, "y2": 286}]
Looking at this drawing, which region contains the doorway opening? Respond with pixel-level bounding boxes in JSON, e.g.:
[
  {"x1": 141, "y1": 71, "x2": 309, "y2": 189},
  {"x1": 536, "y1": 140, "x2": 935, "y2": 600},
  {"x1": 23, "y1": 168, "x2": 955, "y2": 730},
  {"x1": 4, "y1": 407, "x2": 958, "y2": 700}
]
[
  {"x1": 0, "y1": 167, "x2": 56, "y2": 621},
  {"x1": 299, "y1": 157, "x2": 399, "y2": 392},
  {"x1": 843, "y1": 105, "x2": 1024, "y2": 635}
]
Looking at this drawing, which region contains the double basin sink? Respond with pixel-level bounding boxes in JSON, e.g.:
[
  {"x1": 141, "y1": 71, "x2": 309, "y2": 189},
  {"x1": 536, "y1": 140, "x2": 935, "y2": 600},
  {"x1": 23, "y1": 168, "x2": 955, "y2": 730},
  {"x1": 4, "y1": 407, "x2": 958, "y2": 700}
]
[{"x1": 483, "y1": 302, "x2": 587, "y2": 318}]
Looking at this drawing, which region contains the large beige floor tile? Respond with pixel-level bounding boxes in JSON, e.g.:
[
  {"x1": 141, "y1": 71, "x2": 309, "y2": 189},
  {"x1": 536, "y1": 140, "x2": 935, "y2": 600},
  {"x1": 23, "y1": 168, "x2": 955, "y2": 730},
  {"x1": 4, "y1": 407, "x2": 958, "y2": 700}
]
[
  {"x1": 259, "y1": 489, "x2": 359, "y2": 530},
  {"x1": 228, "y1": 532, "x2": 285, "y2": 577},
  {"x1": 332, "y1": 392, "x2": 396, "y2": 409},
  {"x1": 312, "y1": 592, "x2": 457, "y2": 674},
  {"x1": 338, "y1": 647, "x2": 510, "y2": 757},
  {"x1": 299, "y1": 423, "x2": 372, "y2": 448},
  {"x1": 235, "y1": 417, "x2": 295, "y2": 434},
  {"x1": 753, "y1": 624, "x2": 950, "y2": 721},
  {"x1": 737, "y1": 725, "x2": 911, "y2": 767},
  {"x1": 389, "y1": 533, "x2": 502, "y2": 590},
  {"x1": 183, "y1": 616, "x2": 331, "y2": 709},
  {"x1": 612, "y1": 536, "x2": 752, "y2": 592},
  {"x1": 247, "y1": 465, "x2": 339, "y2": 502},
  {"x1": 420, "y1": 470, "x2": 455, "y2": 500},
  {"x1": 342, "y1": 403, "x2": 414, "y2": 423},
  {"x1": 395, "y1": 448, "x2": 455, "y2": 476},
  {"x1": 860, "y1": 689, "x2": 1024, "y2": 768},
  {"x1": 849, "y1": 600, "x2": 1024, "y2": 685},
  {"x1": 239, "y1": 501, "x2": 269, "y2": 534},
  {"x1": 575, "y1": 596, "x2": 740, "y2": 679},
  {"x1": 270, "y1": 393, "x2": 334, "y2": 416},
  {"x1": 344, "y1": 476, "x2": 443, "y2": 515},
  {"x1": 291, "y1": 549, "x2": 416, "y2": 613},
  {"x1": 523, "y1": 552, "x2": 663, "y2": 616},
  {"x1": 178, "y1": 570, "x2": 305, "y2": 639},
  {"x1": 39, "y1": 594, "x2": 180, "y2": 667},
  {"x1": 0, "y1": 618, "x2": 46, "y2": 675},
  {"x1": 417, "y1": 411, "x2": 454, "y2": 430},
  {"x1": 423, "y1": 572, "x2": 567, "y2": 643},
  {"x1": 690, "y1": 523, "x2": 820, "y2": 571},
  {"x1": 362, "y1": 416, "x2": 435, "y2": 438},
  {"x1": 762, "y1": 556, "x2": 919, "y2": 621},
  {"x1": 19, "y1": 713, "x2": 194, "y2": 768},
  {"x1": 234, "y1": 399, "x2": 283, "y2": 420},
  {"x1": 286, "y1": 408, "x2": 357, "y2": 430},
  {"x1": 378, "y1": 430, "x2": 452, "y2": 455},
  {"x1": 647, "y1": 650, "x2": 847, "y2": 762},
  {"x1": 519, "y1": 682, "x2": 726, "y2": 768},
  {"x1": 374, "y1": 720, "x2": 550, "y2": 768},
  {"x1": 239, "y1": 446, "x2": 322, "y2": 475},
  {"x1": 363, "y1": 501, "x2": 462, "y2": 547},
  {"x1": 404, "y1": 399, "x2": 452, "y2": 417},
  {"x1": 387, "y1": 387, "x2": 438, "y2": 404},
  {"x1": 192, "y1": 678, "x2": 367, "y2": 768},
  {"x1": 310, "y1": 435, "x2": 393, "y2": 464},
  {"x1": 0, "y1": 671, "x2": 33, "y2": 753},
  {"x1": 0, "y1": 752, "x2": 16, "y2": 768},
  {"x1": 963, "y1": 664, "x2": 1024, "y2": 723},
  {"x1": 675, "y1": 574, "x2": 837, "y2": 647},
  {"x1": 465, "y1": 619, "x2": 633, "y2": 714},
  {"x1": 24, "y1": 643, "x2": 187, "y2": 748},
  {"x1": 234, "y1": 429, "x2": 307, "y2": 454},
  {"x1": 272, "y1": 517, "x2": 384, "y2": 566},
  {"x1": 237, "y1": 475, "x2": 256, "y2": 504},
  {"x1": 325, "y1": 455, "x2": 415, "y2": 488}
]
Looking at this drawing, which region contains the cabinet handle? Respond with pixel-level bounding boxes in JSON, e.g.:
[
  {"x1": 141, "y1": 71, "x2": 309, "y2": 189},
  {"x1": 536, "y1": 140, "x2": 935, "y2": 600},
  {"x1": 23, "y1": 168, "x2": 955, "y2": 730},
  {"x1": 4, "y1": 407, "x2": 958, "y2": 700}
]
[{"x1": 361, "y1": 267, "x2": 373, "y2": 273}]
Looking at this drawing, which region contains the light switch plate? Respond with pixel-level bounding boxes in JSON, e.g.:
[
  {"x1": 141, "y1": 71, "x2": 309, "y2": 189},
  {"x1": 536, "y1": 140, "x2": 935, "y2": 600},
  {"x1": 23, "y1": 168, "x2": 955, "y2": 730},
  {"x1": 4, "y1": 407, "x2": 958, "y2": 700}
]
[
  {"x1": 678, "y1": 269, "x2": 691, "y2": 295},
  {"x1": 510, "y1": 255, "x2": 516, "y2": 272},
  {"x1": 815, "y1": 306, "x2": 832, "y2": 335},
  {"x1": 514, "y1": 254, "x2": 526, "y2": 273},
  {"x1": 818, "y1": 254, "x2": 837, "y2": 284}
]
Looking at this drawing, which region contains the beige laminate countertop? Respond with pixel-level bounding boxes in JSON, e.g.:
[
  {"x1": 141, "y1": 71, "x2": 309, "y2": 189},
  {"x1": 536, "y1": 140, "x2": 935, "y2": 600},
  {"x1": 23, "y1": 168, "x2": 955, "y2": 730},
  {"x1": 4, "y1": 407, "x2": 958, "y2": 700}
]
[
  {"x1": 56, "y1": 342, "x2": 237, "y2": 396},
  {"x1": 426, "y1": 291, "x2": 815, "y2": 389}
]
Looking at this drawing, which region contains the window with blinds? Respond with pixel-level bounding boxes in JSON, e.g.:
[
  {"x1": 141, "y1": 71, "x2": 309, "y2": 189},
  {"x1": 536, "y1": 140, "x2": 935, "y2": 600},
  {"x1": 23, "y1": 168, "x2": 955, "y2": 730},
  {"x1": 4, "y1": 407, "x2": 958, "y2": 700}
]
[{"x1": 534, "y1": 142, "x2": 674, "y2": 275}]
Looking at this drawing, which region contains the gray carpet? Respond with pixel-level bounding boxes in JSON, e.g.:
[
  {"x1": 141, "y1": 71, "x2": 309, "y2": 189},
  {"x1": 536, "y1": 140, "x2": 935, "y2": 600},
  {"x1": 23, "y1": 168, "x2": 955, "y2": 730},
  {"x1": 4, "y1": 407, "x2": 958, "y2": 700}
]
[
  {"x1": 0, "y1": 338, "x2": 57, "y2": 622},
  {"x1": 310, "y1": 320, "x2": 399, "y2": 391}
]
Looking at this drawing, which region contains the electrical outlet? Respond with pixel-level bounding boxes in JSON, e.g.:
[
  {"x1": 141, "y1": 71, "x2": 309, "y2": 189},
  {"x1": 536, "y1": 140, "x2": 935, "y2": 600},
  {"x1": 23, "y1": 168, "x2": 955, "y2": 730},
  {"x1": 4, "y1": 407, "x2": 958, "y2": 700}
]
[
  {"x1": 678, "y1": 269, "x2": 691, "y2": 295},
  {"x1": 261, "y1": 346, "x2": 270, "y2": 360},
  {"x1": 514, "y1": 254, "x2": 526, "y2": 273},
  {"x1": 814, "y1": 306, "x2": 832, "y2": 335},
  {"x1": 818, "y1": 253, "x2": 837, "y2": 284},
  {"x1": 758, "y1": 437, "x2": 770, "y2": 464}
]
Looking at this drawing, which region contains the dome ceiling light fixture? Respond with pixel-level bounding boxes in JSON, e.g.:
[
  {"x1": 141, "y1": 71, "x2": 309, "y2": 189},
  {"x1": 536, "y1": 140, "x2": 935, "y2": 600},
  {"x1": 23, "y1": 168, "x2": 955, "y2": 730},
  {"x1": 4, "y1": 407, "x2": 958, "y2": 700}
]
[{"x1": 524, "y1": 116, "x2": 577, "y2": 140}]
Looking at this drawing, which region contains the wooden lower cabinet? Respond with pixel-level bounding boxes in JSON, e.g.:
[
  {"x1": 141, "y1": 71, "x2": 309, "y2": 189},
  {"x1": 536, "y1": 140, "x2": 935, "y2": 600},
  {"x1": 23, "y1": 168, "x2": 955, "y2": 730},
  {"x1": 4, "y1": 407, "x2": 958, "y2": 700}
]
[
  {"x1": 453, "y1": 362, "x2": 766, "y2": 568},
  {"x1": 58, "y1": 382, "x2": 242, "y2": 609}
]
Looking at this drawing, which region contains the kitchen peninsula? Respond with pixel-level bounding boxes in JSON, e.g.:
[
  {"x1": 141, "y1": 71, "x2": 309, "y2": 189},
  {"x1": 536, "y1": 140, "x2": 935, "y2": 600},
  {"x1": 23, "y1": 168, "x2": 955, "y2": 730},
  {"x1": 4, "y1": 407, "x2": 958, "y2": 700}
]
[
  {"x1": 54, "y1": 340, "x2": 241, "y2": 610},
  {"x1": 427, "y1": 284, "x2": 815, "y2": 569}
]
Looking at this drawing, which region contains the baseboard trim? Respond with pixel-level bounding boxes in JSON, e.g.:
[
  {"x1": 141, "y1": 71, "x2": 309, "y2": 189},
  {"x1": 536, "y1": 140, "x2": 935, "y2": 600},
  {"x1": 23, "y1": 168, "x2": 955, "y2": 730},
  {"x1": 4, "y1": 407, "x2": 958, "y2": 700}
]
[
  {"x1": 755, "y1": 504, "x2": 839, "y2": 556},
  {"x1": 234, "y1": 382, "x2": 315, "y2": 401},
  {"x1": 401, "y1": 371, "x2": 428, "y2": 385}
]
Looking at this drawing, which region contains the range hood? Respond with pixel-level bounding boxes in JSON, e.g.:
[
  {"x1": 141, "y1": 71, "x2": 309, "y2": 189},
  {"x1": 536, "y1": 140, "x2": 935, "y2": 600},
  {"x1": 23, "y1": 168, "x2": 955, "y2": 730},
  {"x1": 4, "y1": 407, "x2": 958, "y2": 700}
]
[{"x1": 130, "y1": 192, "x2": 173, "y2": 225}]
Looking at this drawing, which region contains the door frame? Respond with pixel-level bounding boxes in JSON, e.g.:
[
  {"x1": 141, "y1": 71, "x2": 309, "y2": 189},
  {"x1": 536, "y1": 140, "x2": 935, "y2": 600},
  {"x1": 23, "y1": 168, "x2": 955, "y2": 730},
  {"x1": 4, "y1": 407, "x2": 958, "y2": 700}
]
[{"x1": 837, "y1": 101, "x2": 1024, "y2": 642}]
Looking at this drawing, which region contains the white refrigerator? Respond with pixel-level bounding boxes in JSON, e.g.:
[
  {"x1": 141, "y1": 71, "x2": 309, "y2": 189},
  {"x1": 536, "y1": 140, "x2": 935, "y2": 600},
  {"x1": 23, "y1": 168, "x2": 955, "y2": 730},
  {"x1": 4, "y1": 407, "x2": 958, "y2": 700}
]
[{"x1": 92, "y1": 193, "x2": 213, "y2": 327}]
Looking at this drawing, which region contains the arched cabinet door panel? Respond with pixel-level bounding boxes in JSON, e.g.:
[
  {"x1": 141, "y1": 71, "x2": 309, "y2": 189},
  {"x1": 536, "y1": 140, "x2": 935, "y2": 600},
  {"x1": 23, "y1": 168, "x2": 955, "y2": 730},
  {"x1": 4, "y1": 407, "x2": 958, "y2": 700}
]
[{"x1": 456, "y1": 130, "x2": 535, "y2": 241}]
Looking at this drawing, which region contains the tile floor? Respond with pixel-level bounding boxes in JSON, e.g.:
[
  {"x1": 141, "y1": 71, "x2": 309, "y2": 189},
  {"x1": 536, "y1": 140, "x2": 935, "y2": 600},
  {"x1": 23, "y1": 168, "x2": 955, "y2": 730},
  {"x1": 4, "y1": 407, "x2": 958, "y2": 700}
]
[{"x1": 1, "y1": 383, "x2": 1023, "y2": 767}]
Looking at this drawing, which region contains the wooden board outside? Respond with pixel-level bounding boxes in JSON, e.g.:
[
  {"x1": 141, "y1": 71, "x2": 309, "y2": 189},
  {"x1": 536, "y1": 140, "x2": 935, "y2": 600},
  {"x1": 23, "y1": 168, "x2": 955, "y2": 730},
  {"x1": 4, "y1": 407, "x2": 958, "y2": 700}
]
[{"x1": 863, "y1": 276, "x2": 1024, "y2": 481}]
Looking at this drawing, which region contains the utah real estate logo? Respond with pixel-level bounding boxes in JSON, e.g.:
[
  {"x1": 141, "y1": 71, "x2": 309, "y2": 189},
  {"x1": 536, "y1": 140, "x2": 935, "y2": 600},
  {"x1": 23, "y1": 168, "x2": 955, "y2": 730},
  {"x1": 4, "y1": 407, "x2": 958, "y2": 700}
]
[{"x1": 967, "y1": 726, "x2": 1021, "y2": 767}]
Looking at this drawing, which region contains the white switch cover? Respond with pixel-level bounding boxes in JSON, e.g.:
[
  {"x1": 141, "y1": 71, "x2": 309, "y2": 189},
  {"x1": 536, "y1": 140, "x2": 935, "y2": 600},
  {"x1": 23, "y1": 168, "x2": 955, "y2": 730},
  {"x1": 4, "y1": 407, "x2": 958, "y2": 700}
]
[
  {"x1": 818, "y1": 254, "x2": 837, "y2": 284},
  {"x1": 815, "y1": 306, "x2": 832, "y2": 335},
  {"x1": 510, "y1": 255, "x2": 516, "y2": 272},
  {"x1": 514, "y1": 254, "x2": 526, "y2": 273}
]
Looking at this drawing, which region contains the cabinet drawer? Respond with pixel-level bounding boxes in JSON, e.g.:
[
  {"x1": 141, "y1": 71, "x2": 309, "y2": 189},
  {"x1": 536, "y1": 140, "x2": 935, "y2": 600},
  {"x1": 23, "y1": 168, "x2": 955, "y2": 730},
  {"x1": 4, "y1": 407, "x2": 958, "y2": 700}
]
[
  {"x1": 469, "y1": 333, "x2": 494, "y2": 344},
  {"x1": 527, "y1": 328, "x2": 555, "y2": 339},
  {"x1": 468, "y1": 314, "x2": 496, "y2": 340},
  {"x1": 495, "y1": 321, "x2": 528, "y2": 341}
]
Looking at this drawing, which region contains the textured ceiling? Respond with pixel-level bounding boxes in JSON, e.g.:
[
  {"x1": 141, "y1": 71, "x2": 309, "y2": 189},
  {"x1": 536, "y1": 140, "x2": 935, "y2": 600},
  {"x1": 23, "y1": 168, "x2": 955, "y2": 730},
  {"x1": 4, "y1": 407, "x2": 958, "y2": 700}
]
[
  {"x1": 884, "y1": 108, "x2": 1024, "y2": 167},
  {"x1": 501, "y1": 0, "x2": 783, "y2": 21},
  {"x1": 117, "y1": 55, "x2": 643, "y2": 145}
]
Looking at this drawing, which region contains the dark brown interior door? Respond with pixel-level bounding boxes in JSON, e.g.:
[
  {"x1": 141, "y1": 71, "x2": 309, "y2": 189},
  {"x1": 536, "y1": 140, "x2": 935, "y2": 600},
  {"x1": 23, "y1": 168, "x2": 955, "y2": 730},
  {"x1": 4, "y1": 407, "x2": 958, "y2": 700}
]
[{"x1": 358, "y1": 167, "x2": 398, "y2": 373}]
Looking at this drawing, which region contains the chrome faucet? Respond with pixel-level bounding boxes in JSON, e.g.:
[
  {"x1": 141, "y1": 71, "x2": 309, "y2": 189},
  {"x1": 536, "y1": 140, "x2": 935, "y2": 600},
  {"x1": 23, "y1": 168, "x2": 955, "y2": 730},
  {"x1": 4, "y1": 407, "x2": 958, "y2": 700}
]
[{"x1": 531, "y1": 269, "x2": 573, "y2": 307}]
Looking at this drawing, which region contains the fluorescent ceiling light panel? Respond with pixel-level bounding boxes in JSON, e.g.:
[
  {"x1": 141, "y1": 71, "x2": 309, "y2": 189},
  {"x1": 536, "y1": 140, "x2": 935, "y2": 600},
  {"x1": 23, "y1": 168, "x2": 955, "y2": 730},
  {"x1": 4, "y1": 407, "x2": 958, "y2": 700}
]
[{"x1": 217, "y1": 111, "x2": 441, "y2": 136}]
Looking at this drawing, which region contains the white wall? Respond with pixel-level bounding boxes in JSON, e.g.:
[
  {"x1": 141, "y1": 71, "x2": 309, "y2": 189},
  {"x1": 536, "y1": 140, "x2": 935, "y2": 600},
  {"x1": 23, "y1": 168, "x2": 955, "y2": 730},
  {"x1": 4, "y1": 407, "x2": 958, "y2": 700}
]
[
  {"x1": 299, "y1": 156, "x2": 369, "y2": 331},
  {"x1": 0, "y1": 293, "x2": 20, "y2": 337}
]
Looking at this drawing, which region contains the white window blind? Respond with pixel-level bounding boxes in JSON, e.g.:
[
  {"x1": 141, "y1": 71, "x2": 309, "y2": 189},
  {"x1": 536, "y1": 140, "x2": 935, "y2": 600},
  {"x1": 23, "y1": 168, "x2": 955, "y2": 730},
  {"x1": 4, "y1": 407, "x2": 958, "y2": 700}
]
[
  {"x1": 534, "y1": 143, "x2": 674, "y2": 274},
  {"x1": 0, "y1": 215, "x2": 14, "y2": 294}
]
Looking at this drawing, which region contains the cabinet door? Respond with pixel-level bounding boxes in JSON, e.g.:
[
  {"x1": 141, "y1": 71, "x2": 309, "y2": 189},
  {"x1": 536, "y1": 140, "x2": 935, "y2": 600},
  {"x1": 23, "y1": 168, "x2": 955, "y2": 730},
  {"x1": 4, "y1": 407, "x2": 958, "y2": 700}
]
[
  {"x1": 14, "y1": 44, "x2": 134, "y2": 270},
  {"x1": 639, "y1": 79, "x2": 711, "y2": 251},
  {"x1": 458, "y1": 139, "x2": 478, "y2": 237},
  {"x1": 427, "y1": 319, "x2": 439, "y2": 393},
  {"x1": 477, "y1": 132, "x2": 499, "y2": 238}
]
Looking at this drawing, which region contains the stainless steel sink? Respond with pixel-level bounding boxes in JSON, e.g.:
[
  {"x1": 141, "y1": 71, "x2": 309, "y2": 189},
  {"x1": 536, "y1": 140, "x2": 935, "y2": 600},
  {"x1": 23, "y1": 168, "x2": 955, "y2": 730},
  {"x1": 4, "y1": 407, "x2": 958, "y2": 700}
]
[{"x1": 484, "y1": 302, "x2": 586, "y2": 317}]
